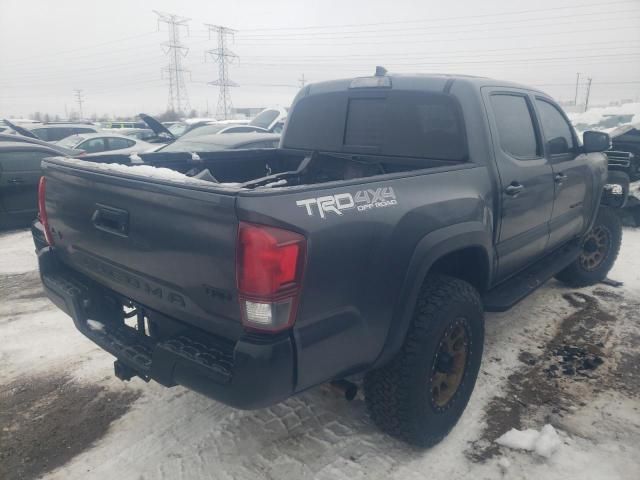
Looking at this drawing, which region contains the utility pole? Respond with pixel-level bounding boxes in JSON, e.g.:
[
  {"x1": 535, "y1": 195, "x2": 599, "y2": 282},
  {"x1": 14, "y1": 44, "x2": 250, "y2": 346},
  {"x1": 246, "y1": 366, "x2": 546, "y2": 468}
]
[
  {"x1": 574, "y1": 72, "x2": 581, "y2": 106},
  {"x1": 154, "y1": 10, "x2": 191, "y2": 114},
  {"x1": 299, "y1": 73, "x2": 306, "y2": 88},
  {"x1": 205, "y1": 24, "x2": 238, "y2": 120},
  {"x1": 74, "y1": 89, "x2": 84, "y2": 120},
  {"x1": 584, "y1": 77, "x2": 593, "y2": 112}
]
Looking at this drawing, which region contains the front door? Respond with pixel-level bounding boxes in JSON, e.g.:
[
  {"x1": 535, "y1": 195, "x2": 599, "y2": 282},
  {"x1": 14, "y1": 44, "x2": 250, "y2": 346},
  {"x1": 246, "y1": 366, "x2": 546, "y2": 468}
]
[
  {"x1": 484, "y1": 89, "x2": 555, "y2": 280},
  {"x1": 533, "y1": 97, "x2": 590, "y2": 251},
  {"x1": 0, "y1": 149, "x2": 47, "y2": 228}
]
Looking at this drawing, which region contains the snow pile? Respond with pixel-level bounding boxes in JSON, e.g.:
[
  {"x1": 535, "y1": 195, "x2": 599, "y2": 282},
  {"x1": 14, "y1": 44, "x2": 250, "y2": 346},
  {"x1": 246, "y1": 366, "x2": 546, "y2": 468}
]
[
  {"x1": 495, "y1": 424, "x2": 562, "y2": 458},
  {"x1": 86, "y1": 320, "x2": 105, "y2": 332},
  {"x1": 56, "y1": 157, "x2": 244, "y2": 189},
  {"x1": 568, "y1": 102, "x2": 640, "y2": 132}
]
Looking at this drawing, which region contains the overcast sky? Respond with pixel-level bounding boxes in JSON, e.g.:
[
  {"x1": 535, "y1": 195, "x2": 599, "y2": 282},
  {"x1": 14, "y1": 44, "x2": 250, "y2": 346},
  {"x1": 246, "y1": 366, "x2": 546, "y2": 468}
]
[{"x1": 1, "y1": 0, "x2": 639, "y2": 118}]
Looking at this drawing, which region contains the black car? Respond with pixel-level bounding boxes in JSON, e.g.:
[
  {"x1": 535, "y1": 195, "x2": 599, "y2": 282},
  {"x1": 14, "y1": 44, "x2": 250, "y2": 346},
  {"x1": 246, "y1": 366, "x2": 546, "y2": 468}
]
[{"x1": 0, "y1": 133, "x2": 81, "y2": 229}]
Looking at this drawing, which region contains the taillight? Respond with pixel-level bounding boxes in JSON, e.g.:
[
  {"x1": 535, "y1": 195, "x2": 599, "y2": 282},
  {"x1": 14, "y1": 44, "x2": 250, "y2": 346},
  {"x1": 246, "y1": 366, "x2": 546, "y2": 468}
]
[
  {"x1": 37, "y1": 177, "x2": 55, "y2": 246},
  {"x1": 237, "y1": 222, "x2": 306, "y2": 332}
]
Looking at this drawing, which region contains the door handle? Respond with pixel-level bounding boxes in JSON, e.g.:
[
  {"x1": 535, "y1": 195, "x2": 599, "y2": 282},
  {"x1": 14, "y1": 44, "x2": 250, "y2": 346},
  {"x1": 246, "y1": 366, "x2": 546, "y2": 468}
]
[
  {"x1": 8, "y1": 178, "x2": 24, "y2": 184},
  {"x1": 554, "y1": 172, "x2": 568, "y2": 184},
  {"x1": 505, "y1": 183, "x2": 524, "y2": 196}
]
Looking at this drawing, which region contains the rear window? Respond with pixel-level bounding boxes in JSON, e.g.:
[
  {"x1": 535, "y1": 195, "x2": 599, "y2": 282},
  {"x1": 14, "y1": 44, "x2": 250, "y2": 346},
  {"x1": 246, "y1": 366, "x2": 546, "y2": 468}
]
[{"x1": 284, "y1": 91, "x2": 467, "y2": 161}]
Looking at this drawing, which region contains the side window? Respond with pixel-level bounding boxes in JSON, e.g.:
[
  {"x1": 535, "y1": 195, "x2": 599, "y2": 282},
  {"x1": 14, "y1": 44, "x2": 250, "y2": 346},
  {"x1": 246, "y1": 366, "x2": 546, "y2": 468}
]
[
  {"x1": 0, "y1": 150, "x2": 50, "y2": 172},
  {"x1": 31, "y1": 128, "x2": 49, "y2": 141},
  {"x1": 107, "y1": 138, "x2": 135, "y2": 150},
  {"x1": 490, "y1": 94, "x2": 539, "y2": 159},
  {"x1": 75, "y1": 127, "x2": 96, "y2": 135},
  {"x1": 535, "y1": 99, "x2": 575, "y2": 155},
  {"x1": 50, "y1": 128, "x2": 73, "y2": 141},
  {"x1": 78, "y1": 138, "x2": 106, "y2": 153}
]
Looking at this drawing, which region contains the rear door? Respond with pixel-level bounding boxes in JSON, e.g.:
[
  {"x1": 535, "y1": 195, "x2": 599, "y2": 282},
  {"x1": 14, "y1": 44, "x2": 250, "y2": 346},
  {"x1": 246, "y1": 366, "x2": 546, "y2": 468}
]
[
  {"x1": 484, "y1": 89, "x2": 555, "y2": 280},
  {"x1": 106, "y1": 137, "x2": 135, "y2": 152},
  {"x1": 0, "y1": 148, "x2": 47, "y2": 227},
  {"x1": 533, "y1": 97, "x2": 590, "y2": 250},
  {"x1": 77, "y1": 137, "x2": 107, "y2": 153}
]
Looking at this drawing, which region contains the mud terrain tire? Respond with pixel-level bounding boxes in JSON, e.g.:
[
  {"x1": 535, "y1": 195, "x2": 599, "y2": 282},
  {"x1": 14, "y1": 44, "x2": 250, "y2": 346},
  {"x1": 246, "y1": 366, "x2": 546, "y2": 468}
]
[{"x1": 364, "y1": 274, "x2": 484, "y2": 447}]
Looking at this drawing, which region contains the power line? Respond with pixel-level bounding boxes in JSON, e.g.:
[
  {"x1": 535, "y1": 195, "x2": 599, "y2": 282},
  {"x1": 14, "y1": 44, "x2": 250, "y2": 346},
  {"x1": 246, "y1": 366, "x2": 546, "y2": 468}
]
[
  {"x1": 237, "y1": 0, "x2": 639, "y2": 32},
  {"x1": 236, "y1": 9, "x2": 640, "y2": 39},
  {"x1": 155, "y1": 10, "x2": 191, "y2": 114},
  {"x1": 233, "y1": 23, "x2": 640, "y2": 46},
  {"x1": 205, "y1": 24, "x2": 238, "y2": 120},
  {"x1": 1, "y1": 31, "x2": 160, "y2": 66}
]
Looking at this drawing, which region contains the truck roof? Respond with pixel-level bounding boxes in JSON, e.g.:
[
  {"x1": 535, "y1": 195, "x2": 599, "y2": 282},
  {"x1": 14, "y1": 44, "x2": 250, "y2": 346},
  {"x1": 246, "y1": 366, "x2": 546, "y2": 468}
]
[{"x1": 304, "y1": 72, "x2": 545, "y2": 96}]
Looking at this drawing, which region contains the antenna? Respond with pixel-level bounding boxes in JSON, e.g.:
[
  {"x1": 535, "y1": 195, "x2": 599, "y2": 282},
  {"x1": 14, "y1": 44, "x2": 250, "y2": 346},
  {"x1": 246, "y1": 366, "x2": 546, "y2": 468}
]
[{"x1": 205, "y1": 24, "x2": 238, "y2": 120}]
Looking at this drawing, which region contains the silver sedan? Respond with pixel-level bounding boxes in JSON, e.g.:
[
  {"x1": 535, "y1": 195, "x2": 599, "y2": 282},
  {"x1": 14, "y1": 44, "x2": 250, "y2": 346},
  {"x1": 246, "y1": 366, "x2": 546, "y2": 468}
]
[{"x1": 56, "y1": 132, "x2": 154, "y2": 155}]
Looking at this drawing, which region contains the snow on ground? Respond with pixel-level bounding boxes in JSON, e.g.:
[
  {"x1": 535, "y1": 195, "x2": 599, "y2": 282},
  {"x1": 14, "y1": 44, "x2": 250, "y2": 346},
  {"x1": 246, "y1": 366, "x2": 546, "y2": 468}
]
[
  {"x1": 0, "y1": 229, "x2": 37, "y2": 274},
  {"x1": 1, "y1": 228, "x2": 639, "y2": 480}
]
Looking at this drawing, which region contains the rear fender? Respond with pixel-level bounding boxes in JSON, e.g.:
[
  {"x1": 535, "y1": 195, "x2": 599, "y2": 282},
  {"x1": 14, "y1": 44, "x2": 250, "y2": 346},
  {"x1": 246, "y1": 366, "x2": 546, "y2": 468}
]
[{"x1": 373, "y1": 222, "x2": 492, "y2": 368}]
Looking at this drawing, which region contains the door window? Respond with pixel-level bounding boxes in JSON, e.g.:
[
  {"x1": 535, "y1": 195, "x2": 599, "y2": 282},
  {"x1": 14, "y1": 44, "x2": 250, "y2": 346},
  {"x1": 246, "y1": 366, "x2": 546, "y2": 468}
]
[
  {"x1": 107, "y1": 137, "x2": 135, "y2": 150},
  {"x1": 490, "y1": 94, "x2": 539, "y2": 159},
  {"x1": 78, "y1": 138, "x2": 106, "y2": 153},
  {"x1": 0, "y1": 150, "x2": 50, "y2": 172},
  {"x1": 535, "y1": 99, "x2": 576, "y2": 155}
]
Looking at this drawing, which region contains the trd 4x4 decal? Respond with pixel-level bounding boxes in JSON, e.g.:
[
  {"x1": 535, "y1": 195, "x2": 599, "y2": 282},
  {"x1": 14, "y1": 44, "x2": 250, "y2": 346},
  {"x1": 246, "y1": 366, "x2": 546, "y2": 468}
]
[{"x1": 296, "y1": 187, "x2": 397, "y2": 219}]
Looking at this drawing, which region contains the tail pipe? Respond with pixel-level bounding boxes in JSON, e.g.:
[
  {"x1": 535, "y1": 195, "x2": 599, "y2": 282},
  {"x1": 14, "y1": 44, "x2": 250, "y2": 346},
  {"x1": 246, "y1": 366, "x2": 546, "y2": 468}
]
[{"x1": 330, "y1": 379, "x2": 358, "y2": 401}]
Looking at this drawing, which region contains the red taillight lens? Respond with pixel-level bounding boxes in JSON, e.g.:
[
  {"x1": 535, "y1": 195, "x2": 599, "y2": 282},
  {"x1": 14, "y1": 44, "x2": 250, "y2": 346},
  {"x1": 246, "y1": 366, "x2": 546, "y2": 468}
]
[
  {"x1": 37, "y1": 177, "x2": 55, "y2": 246},
  {"x1": 237, "y1": 222, "x2": 306, "y2": 332}
]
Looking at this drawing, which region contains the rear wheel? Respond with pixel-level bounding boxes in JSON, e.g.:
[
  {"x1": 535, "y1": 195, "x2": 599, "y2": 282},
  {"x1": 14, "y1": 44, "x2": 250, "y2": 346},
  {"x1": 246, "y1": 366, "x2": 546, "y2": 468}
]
[
  {"x1": 555, "y1": 207, "x2": 622, "y2": 288},
  {"x1": 364, "y1": 275, "x2": 484, "y2": 447}
]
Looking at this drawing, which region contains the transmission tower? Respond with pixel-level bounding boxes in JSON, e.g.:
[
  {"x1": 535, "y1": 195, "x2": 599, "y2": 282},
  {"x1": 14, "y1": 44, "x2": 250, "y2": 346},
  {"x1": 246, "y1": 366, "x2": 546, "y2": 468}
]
[
  {"x1": 154, "y1": 10, "x2": 191, "y2": 114},
  {"x1": 73, "y1": 89, "x2": 84, "y2": 120},
  {"x1": 205, "y1": 24, "x2": 238, "y2": 120}
]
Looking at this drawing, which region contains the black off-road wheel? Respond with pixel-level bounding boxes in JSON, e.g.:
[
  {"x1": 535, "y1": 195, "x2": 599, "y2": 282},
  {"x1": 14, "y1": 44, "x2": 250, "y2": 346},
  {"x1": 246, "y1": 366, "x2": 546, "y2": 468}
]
[
  {"x1": 364, "y1": 275, "x2": 484, "y2": 447},
  {"x1": 555, "y1": 207, "x2": 622, "y2": 288}
]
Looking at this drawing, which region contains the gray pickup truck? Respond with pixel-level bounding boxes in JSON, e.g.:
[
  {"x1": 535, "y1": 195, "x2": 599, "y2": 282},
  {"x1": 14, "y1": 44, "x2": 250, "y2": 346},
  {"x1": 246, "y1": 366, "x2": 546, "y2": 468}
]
[{"x1": 34, "y1": 70, "x2": 621, "y2": 447}]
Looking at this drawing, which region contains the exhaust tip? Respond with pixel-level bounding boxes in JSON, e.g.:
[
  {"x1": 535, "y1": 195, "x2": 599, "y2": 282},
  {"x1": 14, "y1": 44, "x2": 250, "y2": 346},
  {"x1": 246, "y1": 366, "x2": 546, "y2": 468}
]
[{"x1": 330, "y1": 379, "x2": 358, "y2": 401}]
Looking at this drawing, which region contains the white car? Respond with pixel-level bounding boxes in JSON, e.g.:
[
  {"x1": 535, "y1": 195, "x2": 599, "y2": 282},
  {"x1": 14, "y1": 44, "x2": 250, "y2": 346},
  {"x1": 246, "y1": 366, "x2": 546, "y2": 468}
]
[{"x1": 56, "y1": 133, "x2": 154, "y2": 155}]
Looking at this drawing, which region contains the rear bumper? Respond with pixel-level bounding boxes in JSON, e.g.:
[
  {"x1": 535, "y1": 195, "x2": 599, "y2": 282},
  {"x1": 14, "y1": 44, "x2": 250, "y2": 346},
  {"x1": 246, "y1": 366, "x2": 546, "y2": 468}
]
[
  {"x1": 31, "y1": 219, "x2": 47, "y2": 252},
  {"x1": 37, "y1": 247, "x2": 295, "y2": 409}
]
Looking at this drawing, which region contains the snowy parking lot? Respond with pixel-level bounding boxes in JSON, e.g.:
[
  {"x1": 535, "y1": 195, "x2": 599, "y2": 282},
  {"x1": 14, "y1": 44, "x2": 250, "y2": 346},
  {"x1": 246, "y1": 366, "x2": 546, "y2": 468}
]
[{"x1": 1, "y1": 228, "x2": 639, "y2": 480}]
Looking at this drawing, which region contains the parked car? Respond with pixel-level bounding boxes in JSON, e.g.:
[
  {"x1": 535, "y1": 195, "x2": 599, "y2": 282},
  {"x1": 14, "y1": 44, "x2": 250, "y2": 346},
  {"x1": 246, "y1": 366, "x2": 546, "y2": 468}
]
[
  {"x1": 25, "y1": 123, "x2": 99, "y2": 142},
  {"x1": 0, "y1": 133, "x2": 81, "y2": 229},
  {"x1": 34, "y1": 71, "x2": 620, "y2": 447},
  {"x1": 100, "y1": 121, "x2": 147, "y2": 129},
  {"x1": 56, "y1": 133, "x2": 153, "y2": 155},
  {"x1": 114, "y1": 128, "x2": 159, "y2": 142},
  {"x1": 156, "y1": 132, "x2": 280, "y2": 152},
  {"x1": 177, "y1": 107, "x2": 288, "y2": 140}
]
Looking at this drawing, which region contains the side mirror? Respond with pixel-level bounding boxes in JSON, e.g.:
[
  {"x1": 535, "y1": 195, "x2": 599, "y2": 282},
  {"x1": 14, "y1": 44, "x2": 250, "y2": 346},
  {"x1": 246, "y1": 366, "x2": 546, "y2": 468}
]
[
  {"x1": 548, "y1": 136, "x2": 569, "y2": 155},
  {"x1": 583, "y1": 131, "x2": 611, "y2": 153}
]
